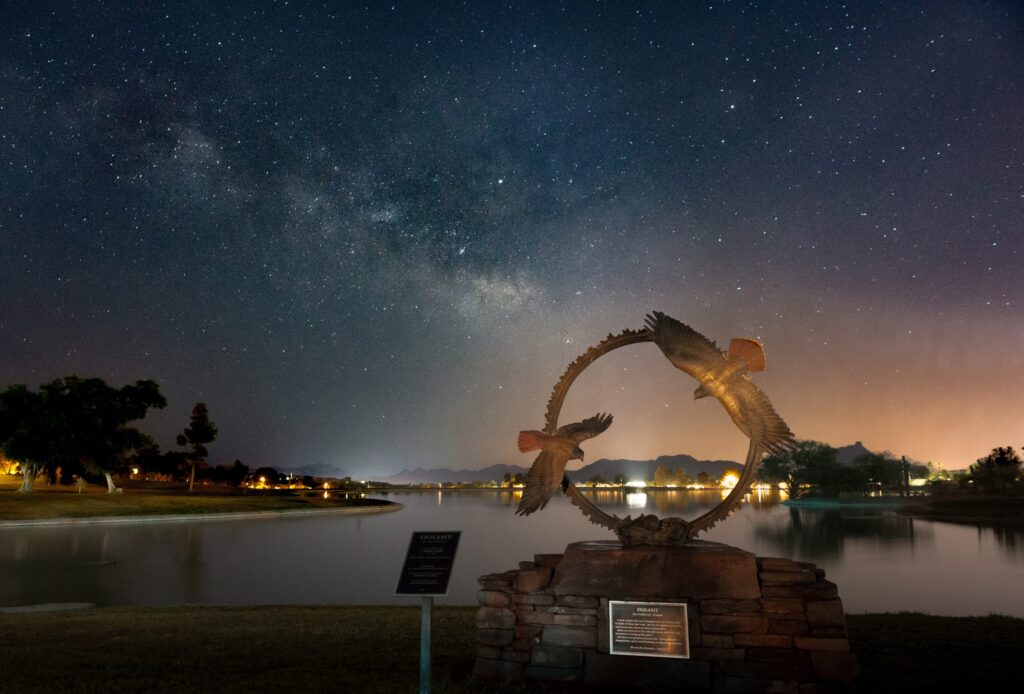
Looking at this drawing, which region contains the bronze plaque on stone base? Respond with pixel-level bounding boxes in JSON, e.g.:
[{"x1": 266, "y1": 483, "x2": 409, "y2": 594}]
[{"x1": 609, "y1": 600, "x2": 689, "y2": 659}]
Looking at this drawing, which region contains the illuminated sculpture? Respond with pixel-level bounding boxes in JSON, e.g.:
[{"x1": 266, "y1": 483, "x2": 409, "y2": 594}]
[{"x1": 517, "y1": 311, "x2": 795, "y2": 545}]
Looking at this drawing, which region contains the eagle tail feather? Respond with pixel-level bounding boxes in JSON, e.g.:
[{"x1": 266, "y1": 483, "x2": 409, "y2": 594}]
[
  {"x1": 729, "y1": 338, "x2": 766, "y2": 372},
  {"x1": 518, "y1": 430, "x2": 545, "y2": 453}
]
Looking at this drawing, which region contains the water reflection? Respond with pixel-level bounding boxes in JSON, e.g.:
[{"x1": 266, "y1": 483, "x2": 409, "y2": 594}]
[
  {"x1": 981, "y1": 525, "x2": 1024, "y2": 561},
  {"x1": 416, "y1": 487, "x2": 759, "y2": 518},
  {"x1": 1, "y1": 490, "x2": 1022, "y2": 616},
  {"x1": 752, "y1": 507, "x2": 932, "y2": 560},
  {"x1": 625, "y1": 492, "x2": 647, "y2": 509}
]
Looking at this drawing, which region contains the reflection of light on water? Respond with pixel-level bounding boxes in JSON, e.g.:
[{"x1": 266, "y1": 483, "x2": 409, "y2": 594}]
[
  {"x1": 626, "y1": 492, "x2": 648, "y2": 508},
  {"x1": 437, "y1": 491, "x2": 443, "y2": 506},
  {"x1": 749, "y1": 484, "x2": 772, "y2": 503},
  {"x1": 323, "y1": 491, "x2": 329, "y2": 499}
]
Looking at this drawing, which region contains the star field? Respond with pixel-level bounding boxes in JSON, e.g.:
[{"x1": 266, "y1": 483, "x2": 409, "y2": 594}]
[{"x1": 1, "y1": 2, "x2": 1021, "y2": 477}]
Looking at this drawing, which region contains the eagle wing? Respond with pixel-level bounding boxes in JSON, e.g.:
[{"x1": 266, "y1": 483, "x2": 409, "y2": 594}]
[
  {"x1": 644, "y1": 311, "x2": 725, "y2": 382},
  {"x1": 556, "y1": 412, "x2": 613, "y2": 444},
  {"x1": 516, "y1": 449, "x2": 569, "y2": 516},
  {"x1": 716, "y1": 375, "x2": 795, "y2": 456}
]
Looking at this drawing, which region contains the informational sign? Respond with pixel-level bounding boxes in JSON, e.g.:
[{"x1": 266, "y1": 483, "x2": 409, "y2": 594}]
[
  {"x1": 395, "y1": 531, "x2": 461, "y2": 596},
  {"x1": 609, "y1": 600, "x2": 690, "y2": 659}
]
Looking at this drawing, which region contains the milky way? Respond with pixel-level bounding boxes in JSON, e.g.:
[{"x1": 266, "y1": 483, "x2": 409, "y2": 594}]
[{"x1": 1, "y1": 2, "x2": 1021, "y2": 477}]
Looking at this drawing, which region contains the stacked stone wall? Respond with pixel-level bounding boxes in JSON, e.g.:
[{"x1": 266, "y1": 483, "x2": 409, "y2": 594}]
[{"x1": 474, "y1": 550, "x2": 858, "y2": 692}]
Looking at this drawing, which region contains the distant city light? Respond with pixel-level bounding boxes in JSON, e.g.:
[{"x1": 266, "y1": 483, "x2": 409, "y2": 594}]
[{"x1": 626, "y1": 491, "x2": 648, "y2": 508}]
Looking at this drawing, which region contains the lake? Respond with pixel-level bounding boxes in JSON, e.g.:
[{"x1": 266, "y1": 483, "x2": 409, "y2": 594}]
[{"x1": 2, "y1": 489, "x2": 1022, "y2": 616}]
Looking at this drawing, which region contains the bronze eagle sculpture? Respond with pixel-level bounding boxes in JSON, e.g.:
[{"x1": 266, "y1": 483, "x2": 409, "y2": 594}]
[
  {"x1": 644, "y1": 311, "x2": 795, "y2": 457},
  {"x1": 516, "y1": 413, "x2": 613, "y2": 516}
]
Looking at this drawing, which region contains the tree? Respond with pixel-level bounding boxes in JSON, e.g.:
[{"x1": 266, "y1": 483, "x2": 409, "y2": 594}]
[
  {"x1": 696, "y1": 471, "x2": 712, "y2": 487},
  {"x1": 153, "y1": 450, "x2": 189, "y2": 480},
  {"x1": 851, "y1": 453, "x2": 902, "y2": 492},
  {"x1": 177, "y1": 403, "x2": 218, "y2": 493},
  {"x1": 0, "y1": 378, "x2": 166, "y2": 493},
  {"x1": 970, "y1": 447, "x2": 1022, "y2": 492},
  {"x1": 586, "y1": 474, "x2": 606, "y2": 487},
  {"x1": 0, "y1": 385, "x2": 50, "y2": 492},
  {"x1": 226, "y1": 460, "x2": 250, "y2": 486},
  {"x1": 654, "y1": 465, "x2": 670, "y2": 487},
  {"x1": 612, "y1": 473, "x2": 627, "y2": 486},
  {"x1": 654, "y1": 465, "x2": 691, "y2": 487},
  {"x1": 719, "y1": 468, "x2": 742, "y2": 487},
  {"x1": 122, "y1": 437, "x2": 163, "y2": 480},
  {"x1": 46, "y1": 377, "x2": 166, "y2": 493},
  {"x1": 253, "y1": 466, "x2": 280, "y2": 488},
  {"x1": 502, "y1": 472, "x2": 513, "y2": 488},
  {"x1": 756, "y1": 440, "x2": 861, "y2": 498}
]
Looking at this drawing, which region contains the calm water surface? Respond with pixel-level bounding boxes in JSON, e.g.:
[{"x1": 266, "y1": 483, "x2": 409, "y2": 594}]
[{"x1": 2, "y1": 490, "x2": 1021, "y2": 616}]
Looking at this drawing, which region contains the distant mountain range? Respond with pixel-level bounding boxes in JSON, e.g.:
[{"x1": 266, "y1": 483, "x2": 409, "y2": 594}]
[
  {"x1": 835, "y1": 441, "x2": 873, "y2": 465},
  {"x1": 381, "y1": 442, "x2": 885, "y2": 484},
  {"x1": 382, "y1": 464, "x2": 528, "y2": 485},
  {"x1": 566, "y1": 455, "x2": 738, "y2": 484}
]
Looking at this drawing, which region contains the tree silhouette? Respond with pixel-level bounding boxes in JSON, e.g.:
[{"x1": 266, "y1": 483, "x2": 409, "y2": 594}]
[
  {"x1": 0, "y1": 378, "x2": 166, "y2": 492},
  {"x1": 756, "y1": 440, "x2": 867, "y2": 498},
  {"x1": 970, "y1": 447, "x2": 1022, "y2": 492},
  {"x1": 177, "y1": 403, "x2": 218, "y2": 493},
  {"x1": 654, "y1": 465, "x2": 670, "y2": 486},
  {"x1": 0, "y1": 385, "x2": 50, "y2": 492}
]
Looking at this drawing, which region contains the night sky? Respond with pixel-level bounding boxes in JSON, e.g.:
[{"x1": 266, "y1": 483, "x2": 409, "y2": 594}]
[{"x1": 2, "y1": 2, "x2": 1021, "y2": 479}]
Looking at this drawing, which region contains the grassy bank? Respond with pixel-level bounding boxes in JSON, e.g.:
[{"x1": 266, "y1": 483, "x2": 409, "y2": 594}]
[
  {"x1": 0, "y1": 486, "x2": 397, "y2": 522},
  {"x1": 0, "y1": 606, "x2": 1020, "y2": 693}
]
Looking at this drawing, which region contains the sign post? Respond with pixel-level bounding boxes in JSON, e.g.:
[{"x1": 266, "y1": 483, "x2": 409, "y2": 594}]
[
  {"x1": 395, "y1": 531, "x2": 461, "y2": 694},
  {"x1": 420, "y1": 595, "x2": 432, "y2": 693}
]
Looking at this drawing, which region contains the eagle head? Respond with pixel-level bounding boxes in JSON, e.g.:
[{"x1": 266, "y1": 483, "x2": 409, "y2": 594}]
[{"x1": 571, "y1": 446, "x2": 584, "y2": 461}]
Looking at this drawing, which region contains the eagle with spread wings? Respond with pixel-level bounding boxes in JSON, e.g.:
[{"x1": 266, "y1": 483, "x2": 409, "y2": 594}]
[
  {"x1": 515, "y1": 413, "x2": 613, "y2": 516},
  {"x1": 644, "y1": 311, "x2": 795, "y2": 457}
]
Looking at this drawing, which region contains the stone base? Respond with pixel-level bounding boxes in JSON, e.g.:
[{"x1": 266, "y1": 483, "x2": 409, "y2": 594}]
[{"x1": 474, "y1": 541, "x2": 859, "y2": 692}]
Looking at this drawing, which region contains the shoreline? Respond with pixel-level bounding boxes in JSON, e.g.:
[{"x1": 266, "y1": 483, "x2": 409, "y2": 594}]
[{"x1": 0, "y1": 501, "x2": 403, "y2": 529}]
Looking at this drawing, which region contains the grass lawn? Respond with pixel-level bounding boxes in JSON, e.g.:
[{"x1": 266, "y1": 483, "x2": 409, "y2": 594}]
[
  {"x1": 0, "y1": 607, "x2": 1020, "y2": 693},
  {"x1": 0, "y1": 480, "x2": 397, "y2": 522}
]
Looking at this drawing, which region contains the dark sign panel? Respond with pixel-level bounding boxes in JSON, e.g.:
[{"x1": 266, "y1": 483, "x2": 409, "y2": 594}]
[
  {"x1": 395, "y1": 531, "x2": 461, "y2": 596},
  {"x1": 609, "y1": 600, "x2": 689, "y2": 659}
]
